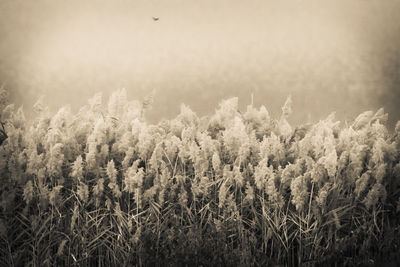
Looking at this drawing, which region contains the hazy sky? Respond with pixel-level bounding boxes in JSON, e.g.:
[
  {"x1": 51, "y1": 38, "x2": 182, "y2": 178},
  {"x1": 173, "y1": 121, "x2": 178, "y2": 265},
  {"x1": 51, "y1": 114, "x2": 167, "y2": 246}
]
[{"x1": 1, "y1": 0, "x2": 400, "y2": 128}]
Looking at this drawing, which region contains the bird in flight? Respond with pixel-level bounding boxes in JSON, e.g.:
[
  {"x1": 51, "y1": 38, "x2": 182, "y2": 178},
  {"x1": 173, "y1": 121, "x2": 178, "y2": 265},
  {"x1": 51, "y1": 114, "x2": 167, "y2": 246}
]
[{"x1": 152, "y1": 17, "x2": 159, "y2": 21}]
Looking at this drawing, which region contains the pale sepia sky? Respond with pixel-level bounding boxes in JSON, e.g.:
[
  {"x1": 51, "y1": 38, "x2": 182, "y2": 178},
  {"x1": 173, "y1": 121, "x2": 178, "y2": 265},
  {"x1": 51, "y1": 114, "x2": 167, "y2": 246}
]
[{"x1": 1, "y1": 0, "x2": 400, "y2": 127}]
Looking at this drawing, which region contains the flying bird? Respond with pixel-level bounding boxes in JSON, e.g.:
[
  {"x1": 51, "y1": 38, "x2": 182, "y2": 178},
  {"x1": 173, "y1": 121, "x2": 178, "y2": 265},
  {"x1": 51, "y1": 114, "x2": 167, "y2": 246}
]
[{"x1": 152, "y1": 17, "x2": 159, "y2": 21}]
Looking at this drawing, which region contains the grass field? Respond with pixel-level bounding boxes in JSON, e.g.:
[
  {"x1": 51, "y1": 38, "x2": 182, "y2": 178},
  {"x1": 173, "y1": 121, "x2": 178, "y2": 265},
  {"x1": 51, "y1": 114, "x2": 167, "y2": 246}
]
[{"x1": 0, "y1": 89, "x2": 399, "y2": 266}]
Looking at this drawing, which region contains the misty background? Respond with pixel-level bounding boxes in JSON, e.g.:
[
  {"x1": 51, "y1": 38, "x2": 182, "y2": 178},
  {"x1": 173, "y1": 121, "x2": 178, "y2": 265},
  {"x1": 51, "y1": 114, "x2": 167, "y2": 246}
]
[{"x1": 1, "y1": 0, "x2": 400, "y2": 128}]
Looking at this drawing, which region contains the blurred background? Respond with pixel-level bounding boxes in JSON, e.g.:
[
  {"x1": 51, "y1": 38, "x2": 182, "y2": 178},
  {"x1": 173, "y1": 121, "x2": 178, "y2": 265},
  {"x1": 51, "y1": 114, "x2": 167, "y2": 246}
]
[{"x1": 1, "y1": 0, "x2": 400, "y2": 128}]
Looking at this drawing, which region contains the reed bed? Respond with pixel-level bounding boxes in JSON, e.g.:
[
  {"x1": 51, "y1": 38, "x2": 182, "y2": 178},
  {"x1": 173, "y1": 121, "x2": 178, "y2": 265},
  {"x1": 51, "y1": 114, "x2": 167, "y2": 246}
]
[{"x1": 0, "y1": 89, "x2": 399, "y2": 266}]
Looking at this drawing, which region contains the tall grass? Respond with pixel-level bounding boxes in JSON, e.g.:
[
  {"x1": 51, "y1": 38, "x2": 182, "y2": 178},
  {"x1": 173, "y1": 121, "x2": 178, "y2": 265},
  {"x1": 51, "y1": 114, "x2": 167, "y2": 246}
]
[{"x1": 0, "y1": 88, "x2": 399, "y2": 266}]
